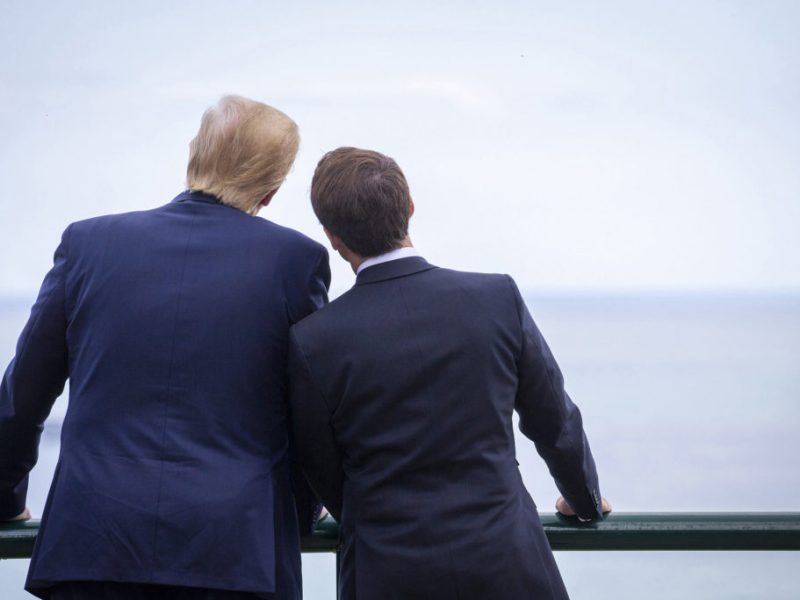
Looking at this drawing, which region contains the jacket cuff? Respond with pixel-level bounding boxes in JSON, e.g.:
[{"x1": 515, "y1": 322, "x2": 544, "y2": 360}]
[{"x1": 0, "y1": 475, "x2": 28, "y2": 521}]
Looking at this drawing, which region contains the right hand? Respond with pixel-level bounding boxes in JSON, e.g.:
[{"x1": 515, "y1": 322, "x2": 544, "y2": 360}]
[{"x1": 556, "y1": 496, "x2": 612, "y2": 517}]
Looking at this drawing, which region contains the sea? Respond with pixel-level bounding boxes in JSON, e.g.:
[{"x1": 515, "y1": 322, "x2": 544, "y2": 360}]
[{"x1": 1, "y1": 292, "x2": 798, "y2": 599}]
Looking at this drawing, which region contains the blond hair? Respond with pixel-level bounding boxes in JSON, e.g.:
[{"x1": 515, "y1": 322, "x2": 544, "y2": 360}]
[{"x1": 186, "y1": 95, "x2": 300, "y2": 214}]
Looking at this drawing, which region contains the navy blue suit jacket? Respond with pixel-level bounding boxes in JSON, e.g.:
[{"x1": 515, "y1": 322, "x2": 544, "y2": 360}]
[
  {"x1": 0, "y1": 191, "x2": 330, "y2": 598},
  {"x1": 289, "y1": 257, "x2": 602, "y2": 600}
]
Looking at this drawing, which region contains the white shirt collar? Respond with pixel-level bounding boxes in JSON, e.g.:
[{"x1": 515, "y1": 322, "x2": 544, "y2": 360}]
[{"x1": 356, "y1": 247, "x2": 420, "y2": 275}]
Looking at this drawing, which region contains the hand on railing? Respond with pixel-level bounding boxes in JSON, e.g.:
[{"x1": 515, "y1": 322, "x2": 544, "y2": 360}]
[
  {"x1": 4, "y1": 508, "x2": 32, "y2": 522},
  {"x1": 555, "y1": 496, "x2": 612, "y2": 521}
]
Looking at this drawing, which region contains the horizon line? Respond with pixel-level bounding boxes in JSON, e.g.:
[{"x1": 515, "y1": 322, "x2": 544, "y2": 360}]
[{"x1": 1, "y1": 288, "x2": 799, "y2": 307}]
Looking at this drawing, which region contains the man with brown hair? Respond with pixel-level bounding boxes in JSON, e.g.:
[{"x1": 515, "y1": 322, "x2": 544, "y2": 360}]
[{"x1": 289, "y1": 147, "x2": 610, "y2": 600}]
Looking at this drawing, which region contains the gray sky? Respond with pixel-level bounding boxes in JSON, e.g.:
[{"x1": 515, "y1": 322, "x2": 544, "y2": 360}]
[{"x1": 1, "y1": 1, "x2": 798, "y2": 297}]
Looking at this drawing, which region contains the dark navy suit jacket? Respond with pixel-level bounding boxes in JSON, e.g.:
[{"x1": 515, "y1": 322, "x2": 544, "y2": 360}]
[
  {"x1": 289, "y1": 257, "x2": 602, "y2": 600},
  {"x1": 0, "y1": 191, "x2": 330, "y2": 599}
]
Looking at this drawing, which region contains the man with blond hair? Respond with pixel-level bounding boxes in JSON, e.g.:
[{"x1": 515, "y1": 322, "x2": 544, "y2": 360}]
[
  {"x1": 0, "y1": 95, "x2": 329, "y2": 599},
  {"x1": 289, "y1": 147, "x2": 610, "y2": 600}
]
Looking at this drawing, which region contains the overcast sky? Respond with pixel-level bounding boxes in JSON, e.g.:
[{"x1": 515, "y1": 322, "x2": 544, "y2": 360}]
[{"x1": 1, "y1": 1, "x2": 798, "y2": 298}]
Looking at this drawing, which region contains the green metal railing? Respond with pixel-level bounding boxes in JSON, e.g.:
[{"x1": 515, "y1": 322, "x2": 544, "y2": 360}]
[{"x1": 2, "y1": 513, "x2": 799, "y2": 560}]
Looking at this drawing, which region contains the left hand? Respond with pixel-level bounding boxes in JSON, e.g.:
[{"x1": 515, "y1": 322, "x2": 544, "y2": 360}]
[{"x1": 7, "y1": 508, "x2": 32, "y2": 522}]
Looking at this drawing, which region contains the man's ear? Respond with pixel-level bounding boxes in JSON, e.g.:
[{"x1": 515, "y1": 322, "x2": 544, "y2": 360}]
[
  {"x1": 409, "y1": 198, "x2": 415, "y2": 218},
  {"x1": 259, "y1": 188, "x2": 279, "y2": 209},
  {"x1": 323, "y1": 228, "x2": 341, "y2": 252}
]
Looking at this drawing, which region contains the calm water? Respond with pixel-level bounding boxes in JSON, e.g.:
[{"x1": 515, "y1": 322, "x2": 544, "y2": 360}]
[{"x1": 1, "y1": 293, "x2": 798, "y2": 599}]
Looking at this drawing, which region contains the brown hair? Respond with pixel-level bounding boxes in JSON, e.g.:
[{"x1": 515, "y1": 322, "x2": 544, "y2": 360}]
[
  {"x1": 187, "y1": 95, "x2": 299, "y2": 215},
  {"x1": 311, "y1": 147, "x2": 411, "y2": 257}
]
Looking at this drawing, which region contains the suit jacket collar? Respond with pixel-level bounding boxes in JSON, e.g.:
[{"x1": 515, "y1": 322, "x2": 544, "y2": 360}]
[
  {"x1": 172, "y1": 190, "x2": 223, "y2": 205},
  {"x1": 355, "y1": 256, "x2": 437, "y2": 285}
]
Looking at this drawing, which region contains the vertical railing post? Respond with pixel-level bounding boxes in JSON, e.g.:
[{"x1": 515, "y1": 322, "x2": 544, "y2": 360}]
[{"x1": 335, "y1": 546, "x2": 341, "y2": 600}]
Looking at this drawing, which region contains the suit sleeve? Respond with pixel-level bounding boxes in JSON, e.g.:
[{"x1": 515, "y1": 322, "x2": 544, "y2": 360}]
[
  {"x1": 288, "y1": 328, "x2": 344, "y2": 522},
  {"x1": 288, "y1": 245, "x2": 331, "y2": 325},
  {"x1": 287, "y1": 245, "x2": 332, "y2": 533},
  {"x1": 507, "y1": 275, "x2": 604, "y2": 521},
  {"x1": 0, "y1": 227, "x2": 71, "y2": 520}
]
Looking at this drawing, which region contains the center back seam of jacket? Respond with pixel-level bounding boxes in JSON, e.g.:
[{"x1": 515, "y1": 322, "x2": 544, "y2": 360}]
[
  {"x1": 149, "y1": 209, "x2": 199, "y2": 575},
  {"x1": 395, "y1": 276, "x2": 462, "y2": 599}
]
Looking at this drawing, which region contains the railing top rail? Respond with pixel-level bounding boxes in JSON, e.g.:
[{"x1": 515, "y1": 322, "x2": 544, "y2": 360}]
[{"x1": 2, "y1": 513, "x2": 799, "y2": 560}]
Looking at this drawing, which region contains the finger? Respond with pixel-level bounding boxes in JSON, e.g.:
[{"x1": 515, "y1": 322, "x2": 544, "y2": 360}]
[
  {"x1": 10, "y1": 508, "x2": 31, "y2": 521},
  {"x1": 555, "y1": 496, "x2": 576, "y2": 516}
]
